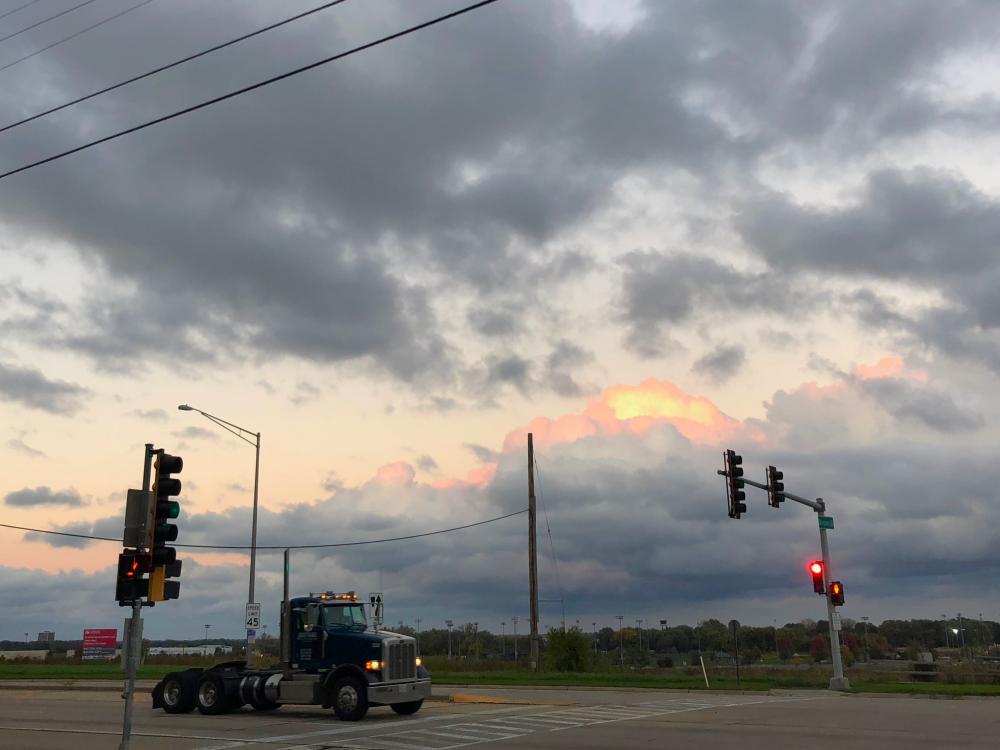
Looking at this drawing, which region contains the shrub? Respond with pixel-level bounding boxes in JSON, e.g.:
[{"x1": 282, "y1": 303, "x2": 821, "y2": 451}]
[{"x1": 543, "y1": 628, "x2": 591, "y2": 672}]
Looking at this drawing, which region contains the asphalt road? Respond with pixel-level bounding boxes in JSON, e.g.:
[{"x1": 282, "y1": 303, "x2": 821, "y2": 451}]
[{"x1": 0, "y1": 685, "x2": 998, "y2": 749}]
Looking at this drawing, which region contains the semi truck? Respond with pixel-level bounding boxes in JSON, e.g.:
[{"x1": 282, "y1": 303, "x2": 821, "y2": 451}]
[{"x1": 151, "y1": 590, "x2": 430, "y2": 721}]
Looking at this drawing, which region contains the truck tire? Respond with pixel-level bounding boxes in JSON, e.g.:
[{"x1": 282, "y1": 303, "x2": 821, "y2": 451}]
[
  {"x1": 390, "y1": 700, "x2": 423, "y2": 716},
  {"x1": 331, "y1": 675, "x2": 368, "y2": 721},
  {"x1": 160, "y1": 673, "x2": 196, "y2": 714},
  {"x1": 196, "y1": 674, "x2": 230, "y2": 715}
]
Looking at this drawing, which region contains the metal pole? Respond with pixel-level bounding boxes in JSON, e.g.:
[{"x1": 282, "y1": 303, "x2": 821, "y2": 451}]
[
  {"x1": 119, "y1": 443, "x2": 153, "y2": 750},
  {"x1": 248, "y1": 432, "x2": 261, "y2": 659},
  {"x1": 819, "y1": 518, "x2": 849, "y2": 690},
  {"x1": 281, "y1": 548, "x2": 290, "y2": 669},
  {"x1": 512, "y1": 617, "x2": 518, "y2": 662},
  {"x1": 617, "y1": 615, "x2": 624, "y2": 667},
  {"x1": 527, "y1": 434, "x2": 540, "y2": 671}
]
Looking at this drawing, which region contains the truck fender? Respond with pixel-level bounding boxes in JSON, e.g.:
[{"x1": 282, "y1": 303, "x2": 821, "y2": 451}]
[{"x1": 321, "y1": 665, "x2": 369, "y2": 707}]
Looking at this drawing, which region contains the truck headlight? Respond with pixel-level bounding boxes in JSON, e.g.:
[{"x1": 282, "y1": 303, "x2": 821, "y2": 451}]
[
  {"x1": 365, "y1": 660, "x2": 381, "y2": 671},
  {"x1": 415, "y1": 657, "x2": 422, "y2": 667}
]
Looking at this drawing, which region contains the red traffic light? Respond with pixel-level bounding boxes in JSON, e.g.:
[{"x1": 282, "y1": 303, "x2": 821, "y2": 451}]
[{"x1": 808, "y1": 560, "x2": 825, "y2": 594}]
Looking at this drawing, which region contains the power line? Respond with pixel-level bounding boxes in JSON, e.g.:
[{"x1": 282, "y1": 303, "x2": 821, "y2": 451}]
[
  {"x1": 0, "y1": 0, "x2": 501, "y2": 181},
  {"x1": 0, "y1": 0, "x2": 156, "y2": 76},
  {"x1": 533, "y1": 457, "x2": 566, "y2": 628},
  {"x1": 0, "y1": 0, "x2": 347, "y2": 132},
  {"x1": 0, "y1": 0, "x2": 100, "y2": 45},
  {"x1": 0, "y1": 507, "x2": 528, "y2": 549},
  {"x1": 0, "y1": 0, "x2": 46, "y2": 23}
]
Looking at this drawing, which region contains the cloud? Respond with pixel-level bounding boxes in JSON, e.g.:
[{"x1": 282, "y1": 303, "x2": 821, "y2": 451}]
[
  {"x1": 7, "y1": 438, "x2": 45, "y2": 458},
  {"x1": 4, "y1": 486, "x2": 85, "y2": 507},
  {"x1": 503, "y1": 377, "x2": 744, "y2": 452},
  {"x1": 693, "y1": 344, "x2": 746, "y2": 382},
  {"x1": 617, "y1": 252, "x2": 807, "y2": 358},
  {"x1": 290, "y1": 381, "x2": 321, "y2": 406},
  {"x1": 416, "y1": 454, "x2": 438, "y2": 473},
  {"x1": 0, "y1": 362, "x2": 88, "y2": 415},
  {"x1": 132, "y1": 408, "x2": 167, "y2": 421},
  {"x1": 173, "y1": 426, "x2": 219, "y2": 441}
]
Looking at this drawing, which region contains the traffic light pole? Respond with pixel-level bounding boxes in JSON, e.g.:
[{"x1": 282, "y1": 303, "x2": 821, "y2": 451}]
[
  {"x1": 717, "y1": 472, "x2": 850, "y2": 690},
  {"x1": 119, "y1": 444, "x2": 153, "y2": 750},
  {"x1": 819, "y1": 518, "x2": 849, "y2": 690}
]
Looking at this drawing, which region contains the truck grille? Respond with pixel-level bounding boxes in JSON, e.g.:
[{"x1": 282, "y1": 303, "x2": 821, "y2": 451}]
[{"x1": 386, "y1": 641, "x2": 416, "y2": 681}]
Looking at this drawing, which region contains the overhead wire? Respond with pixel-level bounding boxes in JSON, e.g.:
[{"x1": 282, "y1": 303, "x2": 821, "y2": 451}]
[
  {"x1": 0, "y1": 0, "x2": 157, "y2": 76},
  {"x1": 0, "y1": 0, "x2": 502, "y2": 181},
  {"x1": 533, "y1": 457, "x2": 567, "y2": 628},
  {"x1": 0, "y1": 0, "x2": 348, "y2": 132},
  {"x1": 0, "y1": 0, "x2": 46, "y2": 23},
  {"x1": 0, "y1": 0, "x2": 100, "y2": 45},
  {"x1": 0, "y1": 507, "x2": 528, "y2": 549}
]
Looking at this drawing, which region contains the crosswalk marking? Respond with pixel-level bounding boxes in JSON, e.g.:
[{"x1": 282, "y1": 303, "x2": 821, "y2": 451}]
[{"x1": 199, "y1": 695, "x2": 817, "y2": 750}]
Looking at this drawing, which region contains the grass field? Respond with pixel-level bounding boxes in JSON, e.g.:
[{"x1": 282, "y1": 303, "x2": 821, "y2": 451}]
[{"x1": 2, "y1": 662, "x2": 999, "y2": 696}]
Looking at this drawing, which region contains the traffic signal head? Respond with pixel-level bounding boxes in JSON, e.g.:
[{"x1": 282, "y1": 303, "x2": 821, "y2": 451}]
[
  {"x1": 116, "y1": 551, "x2": 150, "y2": 605},
  {"x1": 149, "y1": 452, "x2": 183, "y2": 602},
  {"x1": 766, "y1": 465, "x2": 784, "y2": 507},
  {"x1": 724, "y1": 449, "x2": 747, "y2": 519},
  {"x1": 830, "y1": 580, "x2": 845, "y2": 606},
  {"x1": 808, "y1": 560, "x2": 825, "y2": 594},
  {"x1": 151, "y1": 453, "x2": 182, "y2": 566}
]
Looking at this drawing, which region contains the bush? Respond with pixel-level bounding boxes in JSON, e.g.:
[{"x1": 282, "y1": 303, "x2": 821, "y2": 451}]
[{"x1": 543, "y1": 628, "x2": 591, "y2": 672}]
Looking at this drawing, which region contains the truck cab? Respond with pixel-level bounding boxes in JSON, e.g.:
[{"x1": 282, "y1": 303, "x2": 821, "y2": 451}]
[{"x1": 152, "y1": 590, "x2": 430, "y2": 721}]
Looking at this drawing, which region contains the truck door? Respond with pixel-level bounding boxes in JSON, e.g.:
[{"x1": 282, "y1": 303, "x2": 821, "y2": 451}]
[{"x1": 292, "y1": 604, "x2": 326, "y2": 670}]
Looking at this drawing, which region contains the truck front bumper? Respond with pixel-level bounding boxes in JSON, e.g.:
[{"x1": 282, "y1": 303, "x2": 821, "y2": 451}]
[{"x1": 367, "y1": 678, "x2": 432, "y2": 705}]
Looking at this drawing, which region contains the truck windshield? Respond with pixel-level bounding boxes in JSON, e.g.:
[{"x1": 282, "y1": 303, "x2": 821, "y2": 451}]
[{"x1": 322, "y1": 604, "x2": 367, "y2": 629}]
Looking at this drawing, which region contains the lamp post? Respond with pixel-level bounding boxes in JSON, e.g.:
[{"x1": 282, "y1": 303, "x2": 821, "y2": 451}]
[
  {"x1": 178, "y1": 404, "x2": 261, "y2": 654},
  {"x1": 942, "y1": 614, "x2": 950, "y2": 648},
  {"x1": 860, "y1": 616, "x2": 870, "y2": 662},
  {"x1": 501, "y1": 621, "x2": 506, "y2": 658},
  {"x1": 512, "y1": 616, "x2": 518, "y2": 662},
  {"x1": 204, "y1": 624, "x2": 211, "y2": 644},
  {"x1": 593, "y1": 622, "x2": 598, "y2": 655},
  {"x1": 445, "y1": 620, "x2": 453, "y2": 660},
  {"x1": 616, "y1": 615, "x2": 624, "y2": 667}
]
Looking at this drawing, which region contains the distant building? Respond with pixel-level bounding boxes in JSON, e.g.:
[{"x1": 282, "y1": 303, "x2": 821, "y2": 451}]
[
  {"x1": 147, "y1": 645, "x2": 232, "y2": 657},
  {"x1": 0, "y1": 650, "x2": 46, "y2": 661},
  {"x1": 37, "y1": 631, "x2": 55, "y2": 643}
]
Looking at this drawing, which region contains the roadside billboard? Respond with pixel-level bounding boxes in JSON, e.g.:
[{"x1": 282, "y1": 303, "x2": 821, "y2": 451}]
[{"x1": 82, "y1": 628, "x2": 118, "y2": 660}]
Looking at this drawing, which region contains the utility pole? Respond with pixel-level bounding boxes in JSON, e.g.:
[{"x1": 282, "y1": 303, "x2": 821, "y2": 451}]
[
  {"x1": 445, "y1": 620, "x2": 453, "y2": 660},
  {"x1": 528, "y1": 433, "x2": 540, "y2": 671},
  {"x1": 512, "y1": 616, "x2": 518, "y2": 662}
]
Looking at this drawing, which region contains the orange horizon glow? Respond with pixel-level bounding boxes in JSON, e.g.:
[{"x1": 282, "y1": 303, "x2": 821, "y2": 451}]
[{"x1": 503, "y1": 377, "x2": 740, "y2": 451}]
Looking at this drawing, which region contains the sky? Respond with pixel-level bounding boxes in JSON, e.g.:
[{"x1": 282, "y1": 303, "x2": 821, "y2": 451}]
[{"x1": 1, "y1": 0, "x2": 1000, "y2": 641}]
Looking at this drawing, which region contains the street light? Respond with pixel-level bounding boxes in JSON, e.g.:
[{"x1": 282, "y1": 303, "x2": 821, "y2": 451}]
[
  {"x1": 616, "y1": 615, "x2": 624, "y2": 667},
  {"x1": 512, "y1": 616, "x2": 518, "y2": 662},
  {"x1": 178, "y1": 404, "x2": 261, "y2": 652},
  {"x1": 445, "y1": 619, "x2": 453, "y2": 660},
  {"x1": 204, "y1": 624, "x2": 211, "y2": 644}
]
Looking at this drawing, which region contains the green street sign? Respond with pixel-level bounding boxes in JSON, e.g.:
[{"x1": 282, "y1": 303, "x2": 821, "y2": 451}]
[{"x1": 818, "y1": 515, "x2": 834, "y2": 530}]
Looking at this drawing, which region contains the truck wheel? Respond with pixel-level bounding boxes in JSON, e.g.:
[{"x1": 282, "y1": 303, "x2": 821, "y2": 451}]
[
  {"x1": 391, "y1": 700, "x2": 423, "y2": 716},
  {"x1": 331, "y1": 675, "x2": 368, "y2": 721},
  {"x1": 196, "y1": 674, "x2": 230, "y2": 715},
  {"x1": 160, "y1": 674, "x2": 196, "y2": 714}
]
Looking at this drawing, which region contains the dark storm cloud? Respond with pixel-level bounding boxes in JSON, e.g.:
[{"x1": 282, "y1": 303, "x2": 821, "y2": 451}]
[
  {"x1": 617, "y1": 252, "x2": 807, "y2": 357},
  {"x1": 692, "y1": 344, "x2": 746, "y2": 382},
  {"x1": 544, "y1": 340, "x2": 594, "y2": 398},
  {"x1": 856, "y1": 378, "x2": 984, "y2": 434},
  {"x1": 0, "y1": 362, "x2": 88, "y2": 415},
  {"x1": 4, "y1": 486, "x2": 84, "y2": 507}
]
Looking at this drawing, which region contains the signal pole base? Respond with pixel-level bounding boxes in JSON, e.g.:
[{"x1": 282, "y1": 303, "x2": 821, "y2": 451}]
[{"x1": 828, "y1": 676, "x2": 851, "y2": 691}]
